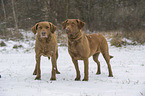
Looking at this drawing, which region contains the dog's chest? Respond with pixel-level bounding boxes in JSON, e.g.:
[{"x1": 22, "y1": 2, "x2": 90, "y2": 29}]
[
  {"x1": 68, "y1": 42, "x2": 83, "y2": 60},
  {"x1": 69, "y1": 41, "x2": 78, "y2": 53},
  {"x1": 40, "y1": 46, "x2": 53, "y2": 57}
]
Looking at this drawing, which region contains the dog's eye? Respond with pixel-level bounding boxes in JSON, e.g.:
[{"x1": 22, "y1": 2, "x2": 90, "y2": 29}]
[
  {"x1": 39, "y1": 26, "x2": 42, "y2": 29},
  {"x1": 46, "y1": 26, "x2": 49, "y2": 29}
]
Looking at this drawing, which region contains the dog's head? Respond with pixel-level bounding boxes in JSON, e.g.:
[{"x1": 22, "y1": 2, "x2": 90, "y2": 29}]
[
  {"x1": 62, "y1": 19, "x2": 85, "y2": 39},
  {"x1": 32, "y1": 22, "x2": 56, "y2": 39}
]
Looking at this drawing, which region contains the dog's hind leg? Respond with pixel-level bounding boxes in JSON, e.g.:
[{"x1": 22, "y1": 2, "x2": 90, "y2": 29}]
[
  {"x1": 100, "y1": 39, "x2": 113, "y2": 77},
  {"x1": 55, "y1": 50, "x2": 60, "y2": 74},
  {"x1": 93, "y1": 52, "x2": 101, "y2": 74},
  {"x1": 102, "y1": 51, "x2": 113, "y2": 77}
]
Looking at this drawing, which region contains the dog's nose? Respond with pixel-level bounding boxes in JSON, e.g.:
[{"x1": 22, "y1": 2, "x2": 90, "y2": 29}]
[
  {"x1": 65, "y1": 28, "x2": 70, "y2": 34},
  {"x1": 42, "y1": 31, "x2": 46, "y2": 35}
]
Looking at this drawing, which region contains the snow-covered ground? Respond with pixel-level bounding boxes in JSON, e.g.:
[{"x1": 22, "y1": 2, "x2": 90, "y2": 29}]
[{"x1": 0, "y1": 35, "x2": 145, "y2": 96}]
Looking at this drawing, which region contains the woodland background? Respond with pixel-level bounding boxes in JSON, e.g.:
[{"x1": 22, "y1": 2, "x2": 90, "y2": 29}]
[{"x1": 0, "y1": 0, "x2": 145, "y2": 44}]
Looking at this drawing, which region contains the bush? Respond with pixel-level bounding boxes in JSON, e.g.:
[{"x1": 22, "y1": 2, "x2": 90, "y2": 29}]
[
  {"x1": 110, "y1": 32, "x2": 139, "y2": 47},
  {"x1": 0, "y1": 41, "x2": 6, "y2": 47},
  {"x1": 0, "y1": 28, "x2": 23, "y2": 40},
  {"x1": 110, "y1": 33, "x2": 122, "y2": 47},
  {"x1": 13, "y1": 44, "x2": 23, "y2": 49},
  {"x1": 123, "y1": 31, "x2": 145, "y2": 44}
]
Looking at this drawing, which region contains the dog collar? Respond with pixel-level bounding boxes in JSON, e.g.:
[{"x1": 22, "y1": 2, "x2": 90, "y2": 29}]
[{"x1": 68, "y1": 33, "x2": 83, "y2": 43}]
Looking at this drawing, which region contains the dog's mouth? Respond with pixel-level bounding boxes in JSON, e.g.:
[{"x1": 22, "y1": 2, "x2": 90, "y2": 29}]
[
  {"x1": 68, "y1": 32, "x2": 80, "y2": 39},
  {"x1": 41, "y1": 34, "x2": 48, "y2": 38},
  {"x1": 41, "y1": 32, "x2": 48, "y2": 38},
  {"x1": 65, "y1": 28, "x2": 78, "y2": 39},
  {"x1": 69, "y1": 34, "x2": 75, "y2": 38},
  {"x1": 67, "y1": 33, "x2": 74, "y2": 38}
]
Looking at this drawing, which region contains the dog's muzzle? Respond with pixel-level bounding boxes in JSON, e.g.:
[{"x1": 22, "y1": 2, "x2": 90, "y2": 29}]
[
  {"x1": 41, "y1": 31, "x2": 48, "y2": 38},
  {"x1": 42, "y1": 31, "x2": 46, "y2": 36},
  {"x1": 65, "y1": 28, "x2": 71, "y2": 34}
]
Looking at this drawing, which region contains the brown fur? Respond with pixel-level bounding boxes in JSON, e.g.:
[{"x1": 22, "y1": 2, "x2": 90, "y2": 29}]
[
  {"x1": 62, "y1": 19, "x2": 113, "y2": 81},
  {"x1": 32, "y1": 22, "x2": 60, "y2": 80}
]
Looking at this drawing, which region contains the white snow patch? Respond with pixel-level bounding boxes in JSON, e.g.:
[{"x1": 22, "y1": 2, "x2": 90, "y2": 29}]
[{"x1": 0, "y1": 39, "x2": 145, "y2": 96}]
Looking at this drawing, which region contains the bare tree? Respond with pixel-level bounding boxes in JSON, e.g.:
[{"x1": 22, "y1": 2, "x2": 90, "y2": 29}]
[
  {"x1": 65, "y1": 0, "x2": 69, "y2": 19},
  {"x1": 42, "y1": 0, "x2": 50, "y2": 20},
  {"x1": 1, "y1": 0, "x2": 7, "y2": 36},
  {"x1": 1, "y1": 0, "x2": 7, "y2": 28},
  {"x1": 11, "y1": 0, "x2": 18, "y2": 32}
]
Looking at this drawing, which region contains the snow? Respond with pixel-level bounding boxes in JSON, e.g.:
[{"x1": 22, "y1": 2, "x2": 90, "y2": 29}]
[{"x1": 0, "y1": 38, "x2": 145, "y2": 96}]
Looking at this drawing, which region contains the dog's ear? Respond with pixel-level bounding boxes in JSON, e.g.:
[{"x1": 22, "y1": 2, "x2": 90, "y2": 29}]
[
  {"x1": 62, "y1": 19, "x2": 68, "y2": 29},
  {"x1": 76, "y1": 19, "x2": 85, "y2": 29},
  {"x1": 49, "y1": 23, "x2": 56, "y2": 33},
  {"x1": 32, "y1": 23, "x2": 39, "y2": 34}
]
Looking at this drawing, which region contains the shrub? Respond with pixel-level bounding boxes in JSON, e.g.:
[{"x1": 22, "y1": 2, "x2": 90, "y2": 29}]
[
  {"x1": 0, "y1": 41, "x2": 6, "y2": 47},
  {"x1": 13, "y1": 44, "x2": 23, "y2": 49},
  {"x1": 110, "y1": 33, "x2": 122, "y2": 47},
  {"x1": 123, "y1": 30, "x2": 145, "y2": 44},
  {"x1": 0, "y1": 28, "x2": 23, "y2": 40}
]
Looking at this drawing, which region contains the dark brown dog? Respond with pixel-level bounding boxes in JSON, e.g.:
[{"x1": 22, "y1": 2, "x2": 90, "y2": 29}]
[
  {"x1": 62, "y1": 19, "x2": 113, "y2": 81},
  {"x1": 32, "y1": 22, "x2": 60, "y2": 80}
]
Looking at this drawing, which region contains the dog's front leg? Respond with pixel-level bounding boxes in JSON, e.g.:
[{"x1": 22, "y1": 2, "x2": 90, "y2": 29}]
[
  {"x1": 72, "y1": 58, "x2": 81, "y2": 81},
  {"x1": 83, "y1": 58, "x2": 89, "y2": 81},
  {"x1": 33, "y1": 63, "x2": 37, "y2": 75},
  {"x1": 35, "y1": 55, "x2": 41, "y2": 80},
  {"x1": 50, "y1": 54, "x2": 56, "y2": 80}
]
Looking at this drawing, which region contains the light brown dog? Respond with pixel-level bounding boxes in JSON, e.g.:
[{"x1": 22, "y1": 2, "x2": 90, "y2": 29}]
[
  {"x1": 62, "y1": 19, "x2": 113, "y2": 81},
  {"x1": 32, "y1": 22, "x2": 60, "y2": 80}
]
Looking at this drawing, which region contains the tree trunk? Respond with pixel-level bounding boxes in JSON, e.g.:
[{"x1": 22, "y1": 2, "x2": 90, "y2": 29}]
[
  {"x1": 43, "y1": 0, "x2": 50, "y2": 20},
  {"x1": 65, "y1": 0, "x2": 69, "y2": 19},
  {"x1": 87, "y1": 0, "x2": 91, "y2": 28},
  {"x1": 11, "y1": 0, "x2": 18, "y2": 32},
  {"x1": 1, "y1": 0, "x2": 7, "y2": 35},
  {"x1": 1, "y1": 0, "x2": 7, "y2": 27}
]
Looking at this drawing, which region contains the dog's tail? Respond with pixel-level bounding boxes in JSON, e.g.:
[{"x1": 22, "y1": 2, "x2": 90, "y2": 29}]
[{"x1": 110, "y1": 55, "x2": 114, "y2": 59}]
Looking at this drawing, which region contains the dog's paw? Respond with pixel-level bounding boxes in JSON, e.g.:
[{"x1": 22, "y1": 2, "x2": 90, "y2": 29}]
[
  {"x1": 50, "y1": 78, "x2": 56, "y2": 81},
  {"x1": 82, "y1": 78, "x2": 88, "y2": 81},
  {"x1": 75, "y1": 78, "x2": 81, "y2": 81},
  {"x1": 56, "y1": 71, "x2": 60, "y2": 74},
  {"x1": 108, "y1": 74, "x2": 113, "y2": 77},
  {"x1": 35, "y1": 76, "x2": 41, "y2": 80},
  {"x1": 33, "y1": 70, "x2": 37, "y2": 75},
  {"x1": 96, "y1": 71, "x2": 101, "y2": 75},
  {"x1": 33, "y1": 72, "x2": 37, "y2": 75}
]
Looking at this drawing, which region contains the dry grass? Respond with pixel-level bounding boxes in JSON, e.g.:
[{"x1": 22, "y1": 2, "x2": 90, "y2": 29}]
[
  {"x1": 0, "y1": 29, "x2": 23, "y2": 40},
  {"x1": 101, "y1": 31, "x2": 125, "y2": 47},
  {"x1": 110, "y1": 33, "x2": 123, "y2": 47},
  {"x1": 104, "y1": 30, "x2": 145, "y2": 47},
  {"x1": 0, "y1": 41, "x2": 7, "y2": 47},
  {"x1": 123, "y1": 30, "x2": 145, "y2": 44}
]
